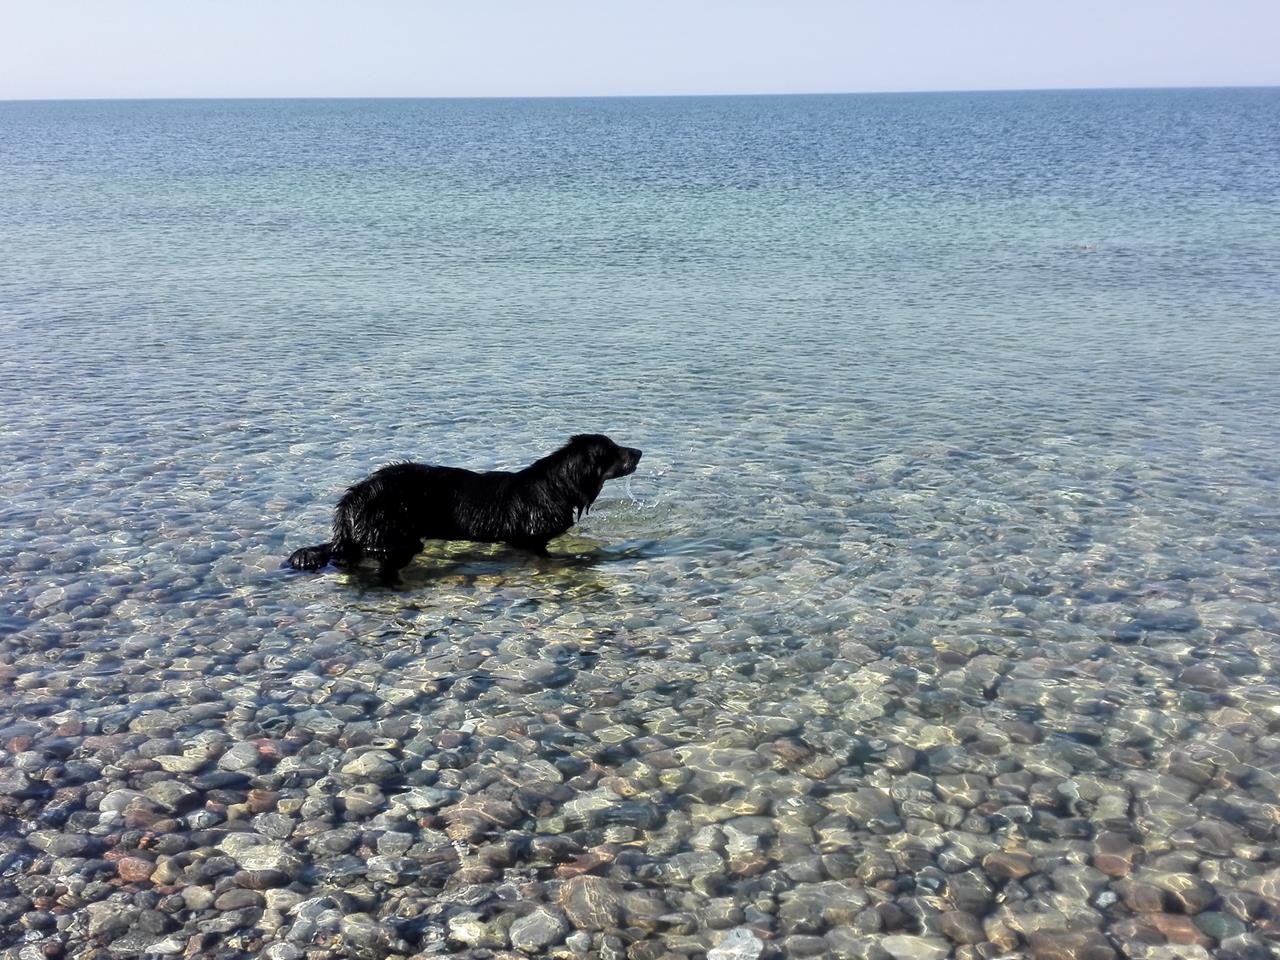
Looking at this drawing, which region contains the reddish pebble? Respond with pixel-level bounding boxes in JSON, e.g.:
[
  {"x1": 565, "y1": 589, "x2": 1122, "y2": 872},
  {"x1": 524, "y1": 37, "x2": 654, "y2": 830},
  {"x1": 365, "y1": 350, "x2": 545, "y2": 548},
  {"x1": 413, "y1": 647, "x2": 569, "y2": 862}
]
[
  {"x1": 116, "y1": 856, "x2": 155, "y2": 883},
  {"x1": 1150, "y1": 913, "x2": 1212, "y2": 946},
  {"x1": 246, "y1": 789, "x2": 280, "y2": 813}
]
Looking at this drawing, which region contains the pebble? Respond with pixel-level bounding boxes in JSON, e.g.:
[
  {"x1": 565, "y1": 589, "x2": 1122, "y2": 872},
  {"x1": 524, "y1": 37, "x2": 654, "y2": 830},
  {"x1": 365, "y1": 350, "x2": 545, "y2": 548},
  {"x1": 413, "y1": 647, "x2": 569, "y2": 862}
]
[
  {"x1": 1092, "y1": 831, "x2": 1138, "y2": 877},
  {"x1": 880, "y1": 934, "x2": 951, "y2": 960},
  {"x1": 340, "y1": 750, "x2": 399, "y2": 780},
  {"x1": 983, "y1": 850, "x2": 1035, "y2": 880},
  {"x1": 706, "y1": 927, "x2": 764, "y2": 960},
  {"x1": 938, "y1": 910, "x2": 986, "y2": 945},
  {"x1": 218, "y1": 742, "x2": 261, "y2": 772},
  {"x1": 1148, "y1": 872, "x2": 1216, "y2": 915},
  {"x1": 115, "y1": 854, "x2": 155, "y2": 883},
  {"x1": 560, "y1": 875, "x2": 625, "y2": 931},
  {"x1": 1026, "y1": 929, "x2": 1118, "y2": 960},
  {"x1": 214, "y1": 888, "x2": 264, "y2": 910},
  {"x1": 509, "y1": 906, "x2": 571, "y2": 953}
]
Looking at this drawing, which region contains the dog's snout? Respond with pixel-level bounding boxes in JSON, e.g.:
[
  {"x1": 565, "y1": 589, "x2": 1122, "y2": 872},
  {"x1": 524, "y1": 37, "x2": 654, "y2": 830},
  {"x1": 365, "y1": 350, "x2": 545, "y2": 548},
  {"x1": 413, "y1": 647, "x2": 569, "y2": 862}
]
[{"x1": 609, "y1": 446, "x2": 642, "y2": 479}]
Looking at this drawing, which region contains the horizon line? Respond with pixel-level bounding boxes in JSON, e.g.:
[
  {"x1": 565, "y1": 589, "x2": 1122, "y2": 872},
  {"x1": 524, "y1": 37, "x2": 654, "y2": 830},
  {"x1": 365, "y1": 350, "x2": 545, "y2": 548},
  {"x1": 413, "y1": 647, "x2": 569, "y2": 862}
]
[{"x1": 3, "y1": 82, "x2": 1278, "y2": 105}]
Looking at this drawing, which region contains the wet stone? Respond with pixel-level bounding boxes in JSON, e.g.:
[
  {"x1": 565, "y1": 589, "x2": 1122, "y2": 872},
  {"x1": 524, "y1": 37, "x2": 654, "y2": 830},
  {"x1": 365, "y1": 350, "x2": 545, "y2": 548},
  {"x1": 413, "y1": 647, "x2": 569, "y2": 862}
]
[
  {"x1": 1026, "y1": 930, "x2": 1118, "y2": 960},
  {"x1": 660, "y1": 850, "x2": 725, "y2": 884},
  {"x1": 1049, "y1": 870, "x2": 1111, "y2": 906},
  {"x1": 340, "y1": 750, "x2": 398, "y2": 780},
  {"x1": 99, "y1": 788, "x2": 149, "y2": 813},
  {"x1": 880, "y1": 934, "x2": 950, "y2": 960},
  {"x1": 116, "y1": 854, "x2": 155, "y2": 883},
  {"x1": 235, "y1": 868, "x2": 290, "y2": 889},
  {"x1": 784, "y1": 934, "x2": 832, "y2": 957},
  {"x1": 826, "y1": 928, "x2": 893, "y2": 960},
  {"x1": 251, "y1": 812, "x2": 295, "y2": 839},
  {"x1": 182, "y1": 886, "x2": 215, "y2": 911},
  {"x1": 1092, "y1": 832, "x2": 1138, "y2": 878},
  {"x1": 339, "y1": 784, "x2": 386, "y2": 816},
  {"x1": 1148, "y1": 913, "x2": 1212, "y2": 946},
  {"x1": 1176, "y1": 666, "x2": 1226, "y2": 691},
  {"x1": 560, "y1": 876, "x2": 625, "y2": 931},
  {"x1": 706, "y1": 927, "x2": 764, "y2": 960},
  {"x1": 86, "y1": 902, "x2": 139, "y2": 938},
  {"x1": 935, "y1": 774, "x2": 989, "y2": 809},
  {"x1": 939, "y1": 910, "x2": 986, "y2": 945},
  {"x1": 983, "y1": 850, "x2": 1035, "y2": 880},
  {"x1": 214, "y1": 888, "x2": 264, "y2": 910},
  {"x1": 1239, "y1": 867, "x2": 1280, "y2": 900},
  {"x1": 946, "y1": 870, "x2": 996, "y2": 914},
  {"x1": 343, "y1": 912, "x2": 390, "y2": 949},
  {"x1": 704, "y1": 898, "x2": 745, "y2": 929},
  {"x1": 30, "y1": 831, "x2": 94, "y2": 858},
  {"x1": 1216, "y1": 934, "x2": 1271, "y2": 960},
  {"x1": 218, "y1": 742, "x2": 261, "y2": 773},
  {"x1": 1193, "y1": 911, "x2": 1246, "y2": 942},
  {"x1": 218, "y1": 838, "x2": 303, "y2": 877},
  {"x1": 510, "y1": 905, "x2": 570, "y2": 953},
  {"x1": 824, "y1": 788, "x2": 901, "y2": 831},
  {"x1": 1147, "y1": 873, "x2": 1216, "y2": 915},
  {"x1": 143, "y1": 781, "x2": 201, "y2": 812}
]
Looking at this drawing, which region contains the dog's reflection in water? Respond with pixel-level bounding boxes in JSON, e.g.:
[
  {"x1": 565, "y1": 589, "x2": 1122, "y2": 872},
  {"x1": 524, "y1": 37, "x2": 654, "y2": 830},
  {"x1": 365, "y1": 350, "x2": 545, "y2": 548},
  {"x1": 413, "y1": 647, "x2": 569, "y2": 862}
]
[{"x1": 337, "y1": 534, "x2": 649, "y2": 595}]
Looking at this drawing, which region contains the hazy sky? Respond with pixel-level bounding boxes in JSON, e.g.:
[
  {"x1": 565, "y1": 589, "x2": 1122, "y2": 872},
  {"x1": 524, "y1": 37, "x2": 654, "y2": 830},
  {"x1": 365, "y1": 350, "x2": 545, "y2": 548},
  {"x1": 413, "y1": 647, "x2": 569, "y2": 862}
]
[{"x1": 2, "y1": 0, "x2": 1277, "y2": 100}]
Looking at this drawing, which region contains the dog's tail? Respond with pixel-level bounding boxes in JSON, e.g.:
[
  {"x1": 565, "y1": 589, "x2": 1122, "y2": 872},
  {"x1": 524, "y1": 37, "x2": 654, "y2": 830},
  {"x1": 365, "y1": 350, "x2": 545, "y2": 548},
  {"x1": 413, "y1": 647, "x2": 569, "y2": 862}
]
[{"x1": 287, "y1": 542, "x2": 333, "y2": 571}]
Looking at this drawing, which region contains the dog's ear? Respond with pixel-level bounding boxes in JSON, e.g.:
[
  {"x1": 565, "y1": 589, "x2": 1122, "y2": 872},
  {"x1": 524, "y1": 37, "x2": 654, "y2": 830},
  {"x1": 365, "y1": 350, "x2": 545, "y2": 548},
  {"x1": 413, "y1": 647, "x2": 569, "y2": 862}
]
[{"x1": 554, "y1": 438, "x2": 608, "y2": 515}]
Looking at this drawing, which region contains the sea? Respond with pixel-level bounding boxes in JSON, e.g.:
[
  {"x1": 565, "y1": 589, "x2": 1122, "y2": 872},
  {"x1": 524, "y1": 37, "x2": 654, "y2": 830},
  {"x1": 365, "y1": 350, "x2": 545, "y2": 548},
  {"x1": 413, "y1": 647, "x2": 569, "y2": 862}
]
[{"x1": 1, "y1": 89, "x2": 1279, "y2": 957}]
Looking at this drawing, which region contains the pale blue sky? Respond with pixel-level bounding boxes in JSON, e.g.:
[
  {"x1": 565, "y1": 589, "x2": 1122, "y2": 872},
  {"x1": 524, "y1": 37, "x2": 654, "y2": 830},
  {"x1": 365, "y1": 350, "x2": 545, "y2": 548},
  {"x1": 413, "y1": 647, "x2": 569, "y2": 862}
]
[{"x1": 2, "y1": 0, "x2": 1276, "y2": 100}]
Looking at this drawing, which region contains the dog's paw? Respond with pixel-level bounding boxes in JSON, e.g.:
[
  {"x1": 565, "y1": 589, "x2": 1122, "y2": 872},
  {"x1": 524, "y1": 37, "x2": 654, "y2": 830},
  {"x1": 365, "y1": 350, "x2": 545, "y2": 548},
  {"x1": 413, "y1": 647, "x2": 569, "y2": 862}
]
[{"x1": 287, "y1": 546, "x2": 329, "y2": 571}]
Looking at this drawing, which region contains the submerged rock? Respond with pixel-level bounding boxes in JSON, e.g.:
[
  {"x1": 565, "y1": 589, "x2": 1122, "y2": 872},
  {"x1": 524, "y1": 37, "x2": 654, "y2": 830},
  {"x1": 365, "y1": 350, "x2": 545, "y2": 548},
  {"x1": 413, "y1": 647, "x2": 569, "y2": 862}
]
[{"x1": 707, "y1": 927, "x2": 764, "y2": 960}]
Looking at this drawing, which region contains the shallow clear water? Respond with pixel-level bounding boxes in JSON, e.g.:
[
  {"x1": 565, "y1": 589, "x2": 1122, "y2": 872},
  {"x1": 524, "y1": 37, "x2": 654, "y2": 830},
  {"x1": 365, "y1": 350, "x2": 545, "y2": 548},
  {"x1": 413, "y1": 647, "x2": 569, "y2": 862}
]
[{"x1": 2, "y1": 90, "x2": 1280, "y2": 958}]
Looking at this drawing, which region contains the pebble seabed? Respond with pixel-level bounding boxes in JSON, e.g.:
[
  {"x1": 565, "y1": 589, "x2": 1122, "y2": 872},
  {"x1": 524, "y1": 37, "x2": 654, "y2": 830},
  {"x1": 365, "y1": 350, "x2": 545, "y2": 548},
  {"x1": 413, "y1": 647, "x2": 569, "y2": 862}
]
[{"x1": 3, "y1": 437, "x2": 1280, "y2": 960}]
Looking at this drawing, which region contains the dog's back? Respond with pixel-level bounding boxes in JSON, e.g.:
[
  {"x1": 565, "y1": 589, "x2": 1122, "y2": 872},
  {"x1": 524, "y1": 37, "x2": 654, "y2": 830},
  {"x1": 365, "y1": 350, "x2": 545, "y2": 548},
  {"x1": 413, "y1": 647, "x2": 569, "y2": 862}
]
[{"x1": 334, "y1": 463, "x2": 491, "y2": 549}]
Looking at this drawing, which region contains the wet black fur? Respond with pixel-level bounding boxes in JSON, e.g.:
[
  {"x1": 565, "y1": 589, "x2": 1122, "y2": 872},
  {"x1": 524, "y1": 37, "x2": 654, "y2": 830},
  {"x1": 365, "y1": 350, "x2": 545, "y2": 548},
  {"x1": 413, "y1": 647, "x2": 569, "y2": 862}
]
[{"x1": 287, "y1": 434, "x2": 641, "y2": 580}]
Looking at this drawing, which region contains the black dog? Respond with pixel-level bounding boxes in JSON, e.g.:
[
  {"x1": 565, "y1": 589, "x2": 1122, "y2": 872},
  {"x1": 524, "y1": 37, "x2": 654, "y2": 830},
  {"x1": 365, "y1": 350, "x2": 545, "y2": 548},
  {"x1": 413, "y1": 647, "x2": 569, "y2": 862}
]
[{"x1": 287, "y1": 434, "x2": 642, "y2": 580}]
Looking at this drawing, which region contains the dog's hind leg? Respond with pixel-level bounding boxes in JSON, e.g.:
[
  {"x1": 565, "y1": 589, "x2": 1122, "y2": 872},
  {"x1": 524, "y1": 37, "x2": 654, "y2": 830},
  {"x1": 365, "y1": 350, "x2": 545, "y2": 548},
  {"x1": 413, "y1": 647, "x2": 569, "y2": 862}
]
[{"x1": 329, "y1": 542, "x2": 364, "y2": 569}]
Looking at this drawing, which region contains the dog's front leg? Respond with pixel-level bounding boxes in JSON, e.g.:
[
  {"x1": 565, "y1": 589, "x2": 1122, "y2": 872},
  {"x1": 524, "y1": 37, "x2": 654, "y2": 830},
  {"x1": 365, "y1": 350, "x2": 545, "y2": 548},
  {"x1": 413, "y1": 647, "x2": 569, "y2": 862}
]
[{"x1": 377, "y1": 540, "x2": 422, "y2": 584}]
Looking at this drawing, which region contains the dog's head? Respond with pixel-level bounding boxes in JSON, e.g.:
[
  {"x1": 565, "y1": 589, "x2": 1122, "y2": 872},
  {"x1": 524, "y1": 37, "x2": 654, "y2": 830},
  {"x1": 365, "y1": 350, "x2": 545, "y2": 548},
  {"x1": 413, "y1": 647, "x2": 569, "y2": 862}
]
[
  {"x1": 567, "y1": 433, "x2": 642, "y2": 480},
  {"x1": 548, "y1": 434, "x2": 642, "y2": 518}
]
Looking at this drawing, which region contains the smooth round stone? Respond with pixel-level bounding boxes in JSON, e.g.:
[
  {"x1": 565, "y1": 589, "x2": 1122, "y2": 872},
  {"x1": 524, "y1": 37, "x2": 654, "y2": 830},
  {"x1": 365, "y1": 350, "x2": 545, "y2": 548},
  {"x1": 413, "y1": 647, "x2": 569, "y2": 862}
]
[
  {"x1": 218, "y1": 742, "x2": 261, "y2": 772},
  {"x1": 879, "y1": 935, "x2": 950, "y2": 960},
  {"x1": 983, "y1": 851, "x2": 1035, "y2": 880},
  {"x1": 235, "y1": 869, "x2": 290, "y2": 890},
  {"x1": 938, "y1": 911, "x2": 985, "y2": 945},
  {"x1": 182, "y1": 886, "x2": 215, "y2": 911},
  {"x1": 340, "y1": 751, "x2": 398, "y2": 780},
  {"x1": 509, "y1": 906, "x2": 570, "y2": 953},
  {"x1": 214, "y1": 889, "x2": 264, "y2": 910},
  {"x1": 706, "y1": 927, "x2": 764, "y2": 960},
  {"x1": 339, "y1": 784, "x2": 386, "y2": 816},
  {"x1": 559, "y1": 876, "x2": 625, "y2": 931}
]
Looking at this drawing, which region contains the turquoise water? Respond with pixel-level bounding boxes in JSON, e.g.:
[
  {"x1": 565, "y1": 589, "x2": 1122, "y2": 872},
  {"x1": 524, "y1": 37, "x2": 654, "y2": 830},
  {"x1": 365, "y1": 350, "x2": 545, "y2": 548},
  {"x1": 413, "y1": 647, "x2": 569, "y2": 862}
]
[{"x1": 2, "y1": 90, "x2": 1280, "y2": 958}]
